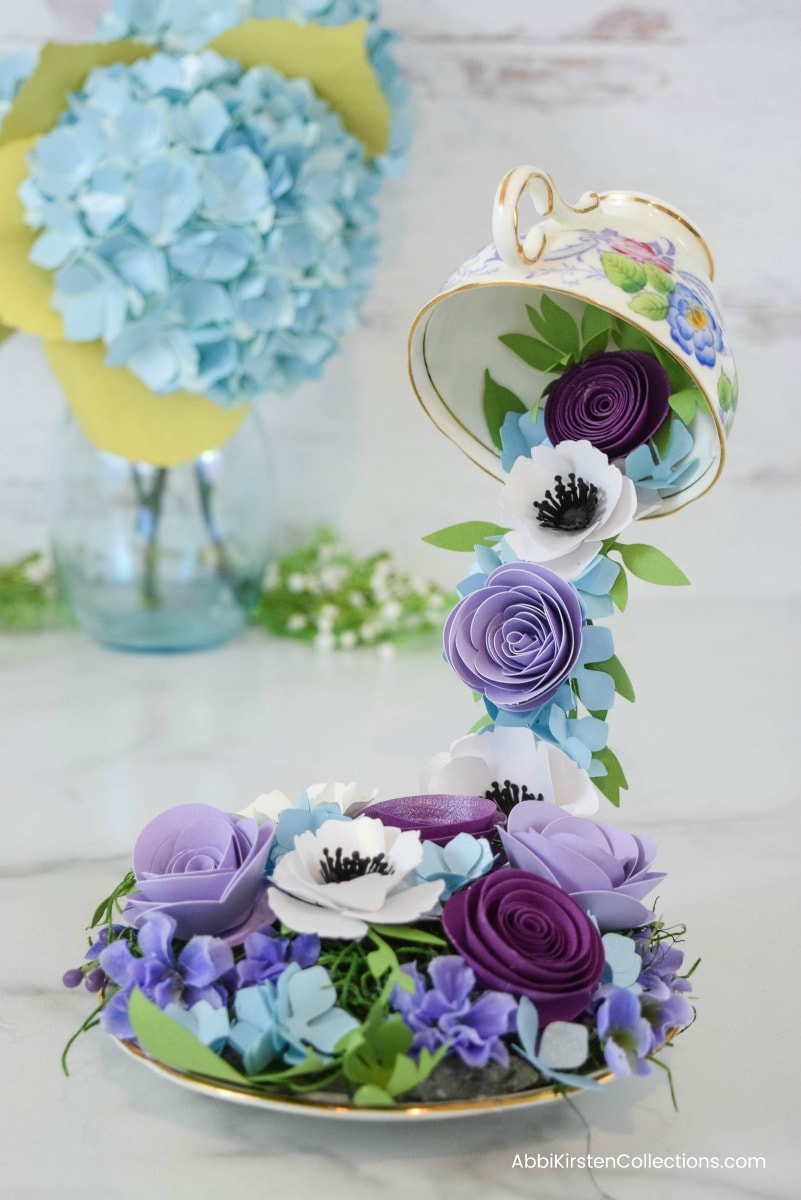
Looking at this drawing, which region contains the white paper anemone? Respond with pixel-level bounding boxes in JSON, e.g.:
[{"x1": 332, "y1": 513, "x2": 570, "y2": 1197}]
[
  {"x1": 268, "y1": 818, "x2": 444, "y2": 939},
  {"x1": 500, "y1": 440, "x2": 637, "y2": 580},
  {"x1": 422, "y1": 726, "x2": 599, "y2": 818},
  {"x1": 239, "y1": 782, "x2": 378, "y2": 826}
]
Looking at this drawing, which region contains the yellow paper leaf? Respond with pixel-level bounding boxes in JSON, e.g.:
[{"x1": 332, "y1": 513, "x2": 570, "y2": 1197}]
[
  {"x1": 44, "y1": 340, "x2": 248, "y2": 466},
  {"x1": 209, "y1": 19, "x2": 390, "y2": 158},
  {"x1": 0, "y1": 40, "x2": 156, "y2": 147},
  {"x1": 0, "y1": 137, "x2": 64, "y2": 339}
]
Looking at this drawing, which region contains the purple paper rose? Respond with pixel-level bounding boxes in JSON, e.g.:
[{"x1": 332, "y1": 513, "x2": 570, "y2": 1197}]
[
  {"x1": 500, "y1": 803, "x2": 664, "y2": 932},
  {"x1": 368, "y1": 794, "x2": 503, "y2": 847},
  {"x1": 443, "y1": 562, "x2": 583, "y2": 712},
  {"x1": 123, "y1": 804, "x2": 276, "y2": 945},
  {"x1": 544, "y1": 349, "x2": 670, "y2": 459},
  {"x1": 441, "y1": 869, "x2": 605, "y2": 1023}
]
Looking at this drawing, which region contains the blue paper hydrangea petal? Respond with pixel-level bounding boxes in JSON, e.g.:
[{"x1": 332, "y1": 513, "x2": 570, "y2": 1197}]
[
  {"x1": 499, "y1": 408, "x2": 550, "y2": 472},
  {"x1": 625, "y1": 417, "x2": 700, "y2": 491},
  {"x1": 416, "y1": 834, "x2": 494, "y2": 900},
  {"x1": 601, "y1": 932, "x2": 643, "y2": 989},
  {"x1": 513, "y1": 997, "x2": 601, "y2": 1090},
  {"x1": 23, "y1": 50, "x2": 381, "y2": 405},
  {"x1": 95, "y1": 0, "x2": 410, "y2": 176},
  {"x1": 163, "y1": 999, "x2": 231, "y2": 1052}
]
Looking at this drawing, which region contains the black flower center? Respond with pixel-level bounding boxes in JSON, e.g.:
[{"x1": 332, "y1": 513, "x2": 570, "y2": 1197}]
[
  {"x1": 485, "y1": 780, "x2": 544, "y2": 816},
  {"x1": 533, "y1": 473, "x2": 600, "y2": 532},
  {"x1": 319, "y1": 846, "x2": 391, "y2": 883}
]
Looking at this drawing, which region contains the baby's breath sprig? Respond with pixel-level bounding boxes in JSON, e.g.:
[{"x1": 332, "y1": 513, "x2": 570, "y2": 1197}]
[
  {"x1": 0, "y1": 552, "x2": 72, "y2": 631},
  {"x1": 254, "y1": 528, "x2": 454, "y2": 654}
]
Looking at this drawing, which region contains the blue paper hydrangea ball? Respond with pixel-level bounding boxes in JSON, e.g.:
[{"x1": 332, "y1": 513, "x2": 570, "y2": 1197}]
[
  {"x1": 96, "y1": 0, "x2": 411, "y2": 174},
  {"x1": 20, "y1": 50, "x2": 380, "y2": 405}
]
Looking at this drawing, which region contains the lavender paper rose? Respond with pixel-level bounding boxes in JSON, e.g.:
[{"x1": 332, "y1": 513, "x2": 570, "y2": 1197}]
[
  {"x1": 123, "y1": 804, "x2": 275, "y2": 944},
  {"x1": 443, "y1": 562, "x2": 583, "y2": 712},
  {"x1": 544, "y1": 349, "x2": 670, "y2": 459},
  {"x1": 442, "y1": 869, "x2": 605, "y2": 1023},
  {"x1": 500, "y1": 803, "x2": 664, "y2": 932},
  {"x1": 368, "y1": 794, "x2": 503, "y2": 847}
]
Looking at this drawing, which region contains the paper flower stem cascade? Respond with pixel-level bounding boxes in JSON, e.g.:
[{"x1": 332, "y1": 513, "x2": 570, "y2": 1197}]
[
  {"x1": 0, "y1": 19, "x2": 391, "y2": 467},
  {"x1": 423, "y1": 288, "x2": 705, "y2": 804}
]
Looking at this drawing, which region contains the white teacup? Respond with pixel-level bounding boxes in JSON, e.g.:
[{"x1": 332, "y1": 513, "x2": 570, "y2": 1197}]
[{"x1": 408, "y1": 166, "x2": 737, "y2": 515}]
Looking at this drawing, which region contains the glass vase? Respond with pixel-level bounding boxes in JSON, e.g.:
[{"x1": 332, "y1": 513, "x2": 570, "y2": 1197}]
[{"x1": 50, "y1": 410, "x2": 274, "y2": 652}]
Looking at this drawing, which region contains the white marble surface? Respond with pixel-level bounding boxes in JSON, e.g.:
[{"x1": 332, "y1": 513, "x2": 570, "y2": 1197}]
[{"x1": 1, "y1": 2, "x2": 800, "y2": 1198}]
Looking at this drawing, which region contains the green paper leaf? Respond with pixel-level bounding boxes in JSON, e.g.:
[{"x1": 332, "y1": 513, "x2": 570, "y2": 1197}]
[
  {"x1": 342, "y1": 1013, "x2": 413, "y2": 1092},
  {"x1": 499, "y1": 333, "x2": 565, "y2": 373},
  {"x1": 652, "y1": 343, "x2": 694, "y2": 393},
  {"x1": 717, "y1": 372, "x2": 733, "y2": 412},
  {"x1": 482, "y1": 369, "x2": 525, "y2": 449},
  {"x1": 525, "y1": 303, "x2": 551, "y2": 342},
  {"x1": 593, "y1": 746, "x2": 628, "y2": 807},
  {"x1": 608, "y1": 565, "x2": 628, "y2": 612},
  {"x1": 580, "y1": 305, "x2": 611, "y2": 346},
  {"x1": 422, "y1": 521, "x2": 509, "y2": 552},
  {"x1": 353, "y1": 1084, "x2": 395, "y2": 1107},
  {"x1": 577, "y1": 328, "x2": 611, "y2": 361},
  {"x1": 0, "y1": 324, "x2": 14, "y2": 347},
  {"x1": 617, "y1": 543, "x2": 690, "y2": 586},
  {"x1": 643, "y1": 264, "x2": 676, "y2": 293},
  {"x1": 538, "y1": 294, "x2": 581, "y2": 355},
  {"x1": 668, "y1": 387, "x2": 703, "y2": 425},
  {"x1": 128, "y1": 989, "x2": 245, "y2": 1084},
  {"x1": 601, "y1": 252, "x2": 647, "y2": 294},
  {"x1": 587, "y1": 654, "x2": 635, "y2": 702},
  {"x1": 248, "y1": 1051, "x2": 329, "y2": 1084},
  {"x1": 611, "y1": 318, "x2": 651, "y2": 352},
  {"x1": 652, "y1": 418, "x2": 673, "y2": 457},
  {"x1": 370, "y1": 924, "x2": 447, "y2": 946},
  {"x1": 611, "y1": 319, "x2": 692, "y2": 391},
  {"x1": 628, "y1": 293, "x2": 670, "y2": 321},
  {"x1": 386, "y1": 1046, "x2": 446, "y2": 1098},
  {"x1": 366, "y1": 931, "x2": 398, "y2": 979}
]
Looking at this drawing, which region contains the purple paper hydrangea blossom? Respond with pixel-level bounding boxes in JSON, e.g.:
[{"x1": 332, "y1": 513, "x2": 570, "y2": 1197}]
[
  {"x1": 634, "y1": 935, "x2": 695, "y2": 1046},
  {"x1": 501, "y1": 803, "x2": 664, "y2": 932},
  {"x1": 443, "y1": 562, "x2": 584, "y2": 713},
  {"x1": 98, "y1": 911, "x2": 234, "y2": 1040},
  {"x1": 236, "y1": 929, "x2": 321, "y2": 988},
  {"x1": 123, "y1": 803, "x2": 275, "y2": 944},
  {"x1": 390, "y1": 956, "x2": 517, "y2": 1068},
  {"x1": 596, "y1": 986, "x2": 653, "y2": 1076},
  {"x1": 441, "y1": 869, "x2": 605, "y2": 1023},
  {"x1": 543, "y1": 350, "x2": 671, "y2": 460}
]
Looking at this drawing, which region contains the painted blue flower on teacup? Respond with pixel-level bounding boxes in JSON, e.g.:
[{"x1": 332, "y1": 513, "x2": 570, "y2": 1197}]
[
  {"x1": 666, "y1": 282, "x2": 724, "y2": 367},
  {"x1": 21, "y1": 51, "x2": 380, "y2": 406},
  {"x1": 96, "y1": 0, "x2": 411, "y2": 174},
  {"x1": 512, "y1": 996, "x2": 601, "y2": 1090}
]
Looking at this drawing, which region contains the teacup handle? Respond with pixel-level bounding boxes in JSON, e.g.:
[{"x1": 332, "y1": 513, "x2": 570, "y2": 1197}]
[{"x1": 492, "y1": 166, "x2": 600, "y2": 270}]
